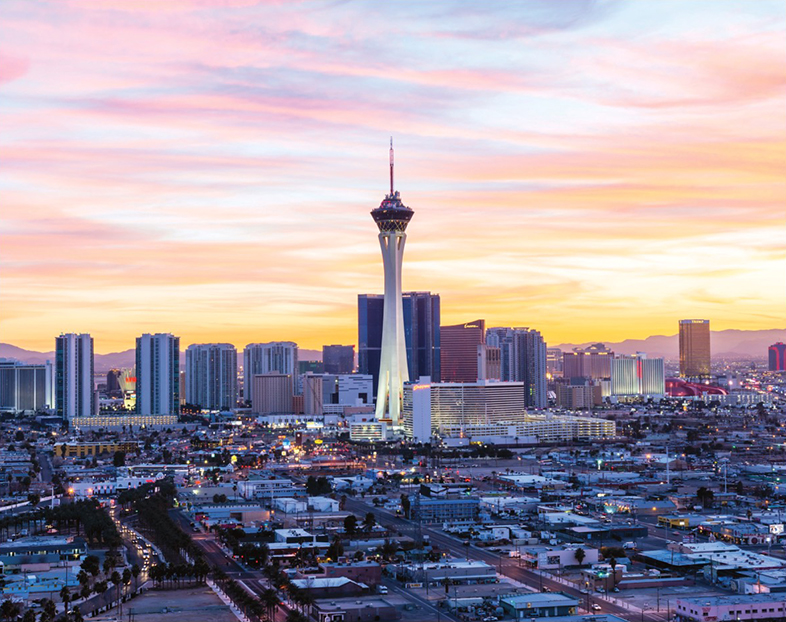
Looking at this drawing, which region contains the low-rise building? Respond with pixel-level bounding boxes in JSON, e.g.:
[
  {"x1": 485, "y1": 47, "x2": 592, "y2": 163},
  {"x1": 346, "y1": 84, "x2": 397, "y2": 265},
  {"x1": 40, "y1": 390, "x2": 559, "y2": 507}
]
[
  {"x1": 54, "y1": 441, "x2": 140, "y2": 458},
  {"x1": 392, "y1": 559, "x2": 496, "y2": 586},
  {"x1": 675, "y1": 594, "x2": 786, "y2": 622},
  {"x1": 412, "y1": 497, "x2": 480, "y2": 524},
  {"x1": 500, "y1": 592, "x2": 580, "y2": 619}
]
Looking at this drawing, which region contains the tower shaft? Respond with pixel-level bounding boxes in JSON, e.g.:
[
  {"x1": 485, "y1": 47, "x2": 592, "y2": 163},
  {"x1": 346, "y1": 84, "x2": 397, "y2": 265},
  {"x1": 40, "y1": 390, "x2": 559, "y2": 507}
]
[{"x1": 375, "y1": 230, "x2": 409, "y2": 424}]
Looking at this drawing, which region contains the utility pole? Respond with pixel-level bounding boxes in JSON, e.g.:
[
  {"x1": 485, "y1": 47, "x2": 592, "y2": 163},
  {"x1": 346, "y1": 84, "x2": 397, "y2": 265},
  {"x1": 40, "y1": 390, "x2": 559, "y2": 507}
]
[{"x1": 666, "y1": 444, "x2": 670, "y2": 486}]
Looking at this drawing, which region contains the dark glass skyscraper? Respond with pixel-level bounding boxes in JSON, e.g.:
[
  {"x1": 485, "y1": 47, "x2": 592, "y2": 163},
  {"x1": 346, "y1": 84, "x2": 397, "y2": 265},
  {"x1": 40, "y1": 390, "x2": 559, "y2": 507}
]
[
  {"x1": 358, "y1": 291, "x2": 440, "y2": 395},
  {"x1": 323, "y1": 345, "x2": 355, "y2": 374}
]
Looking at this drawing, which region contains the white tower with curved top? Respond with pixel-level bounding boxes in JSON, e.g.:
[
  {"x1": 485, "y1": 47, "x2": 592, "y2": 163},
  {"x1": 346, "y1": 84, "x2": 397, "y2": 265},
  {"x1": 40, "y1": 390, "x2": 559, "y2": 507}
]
[{"x1": 371, "y1": 140, "x2": 413, "y2": 426}]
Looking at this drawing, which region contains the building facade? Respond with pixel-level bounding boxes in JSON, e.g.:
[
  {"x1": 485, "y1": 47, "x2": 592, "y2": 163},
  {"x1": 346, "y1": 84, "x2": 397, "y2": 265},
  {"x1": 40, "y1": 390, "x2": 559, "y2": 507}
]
[
  {"x1": 55, "y1": 333, "x2": 95, "y2": 421},
  {"x1": 402, "y1": 380, "x2": 529, "y2": 439},
  {"x1": 185, "y1": 343, "x2": 237, "y2": 411},
  {"x1": 679, "y1": 319, "x2": 711, "y2": 378},
  {"x1": 322, "y1": 345, "x2": 354, "y2": 374},
  {"x1": 486, "y1": 327, "x2": 548, "y2": 408},
  {"x1": 358, "y1": 291, "x2": 441, "y2": 396},
  {"x1": 252, "y1": 373, "x2": 294, "y2": 414},
  {"x1": 441, "y1": 320, "x2": 486, "y2": 383},
  {"x1": 562, "y1": 343, "x2": 613, "y2": 381},
  {"x1": 135, "y1": 333, "x2": 180, "y2": 415},
  {"x1": 769, "y1": 343, "x2": 786, "y2": 372},
  {"x1": 244, "y1": 342, "x2": 298, "y2": 403},
  {"x1": 0, "y1": 359, "x2": 54, "y2": 412},
  {"x1": 611, "y1": 354, "x2": 665, "y2": 397}
]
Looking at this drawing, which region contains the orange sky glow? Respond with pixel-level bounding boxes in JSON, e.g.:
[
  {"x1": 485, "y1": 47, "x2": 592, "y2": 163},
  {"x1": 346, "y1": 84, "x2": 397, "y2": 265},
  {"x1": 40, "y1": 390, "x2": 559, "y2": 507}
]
[{"x1": 1, "y1": 1, "x2": 784, "y2": 353}]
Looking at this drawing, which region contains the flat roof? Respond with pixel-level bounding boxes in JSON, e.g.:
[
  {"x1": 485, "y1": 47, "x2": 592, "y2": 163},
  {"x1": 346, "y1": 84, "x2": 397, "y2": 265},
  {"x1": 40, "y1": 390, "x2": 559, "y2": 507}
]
[
  {"x1": 678, "y1": 595, "x2": 786, "y2": 606},
  {"x1": 502, "y1": 592, "x2": 580, "y2": 607}
]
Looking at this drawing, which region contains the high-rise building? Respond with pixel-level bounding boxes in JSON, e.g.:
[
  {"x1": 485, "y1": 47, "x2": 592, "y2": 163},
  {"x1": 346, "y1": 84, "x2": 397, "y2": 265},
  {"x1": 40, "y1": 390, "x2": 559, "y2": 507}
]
[
  {"x1": 302, "y1": 374, "x2": 323, "y2": 416},
  {"x1": 769, "y1": 343, "x2": 786, "y2": 372},
  {"x1": 135, "y1": 333, "x2": 180, "y2": 416},
  {"x1": 477, "y1": 345, "x2": 501, "y2": 382},
  {"x1": 486, "y1": 327, "x2": 548, "y2": 408},
  {"x1": 369, "y1": 141, "x2": 414, "y2": 425},
  {"x1": 252, "y1": 373, "x2": 294, "y2": 414},
  {"x1": 323, "y1": 345, "x2": 355, "y2": 374},
  {"x1": 611, "y1": 354, "x2": 665, "y2": 397},
  {"x1": 106, "y1": 369, "x2": 122, "y2": 395},
  {"x1": 55, "y1": 333, "x2": 95, "y2": 421},
  {"x1": 441, "y1": 320, "x2": 486, "y2": 383},
  {"x1": 244, "y1": 342, "x2": 298, "y2": 403},
  {"x1": 0, "y1": 359, "x2": 54, "y2": 412},
  {"x1": 562, "y1": 343, "x2": 613, "y2": 380},
  {"x1": 679, "y1": 319, "x2": 711, "y2": 378},
  {"x1": 358, "y1": 291, "x2": 440, "y2": 396},
  {"x1": 185, "y1": 343, "x2": 237, "y2": 411}
]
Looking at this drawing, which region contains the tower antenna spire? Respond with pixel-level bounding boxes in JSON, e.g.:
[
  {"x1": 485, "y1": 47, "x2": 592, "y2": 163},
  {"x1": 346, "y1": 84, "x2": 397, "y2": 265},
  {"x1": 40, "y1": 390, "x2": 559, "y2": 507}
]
[{"x1": 389, "y1": 137, "x2": 394, "y2": 195}]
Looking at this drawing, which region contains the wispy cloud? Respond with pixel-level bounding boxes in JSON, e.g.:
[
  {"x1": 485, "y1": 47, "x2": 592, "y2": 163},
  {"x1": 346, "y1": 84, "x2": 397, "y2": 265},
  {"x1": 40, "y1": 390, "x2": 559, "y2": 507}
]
[{"x1": 1, "y1": 0, "x2": 784, "y2": 351}]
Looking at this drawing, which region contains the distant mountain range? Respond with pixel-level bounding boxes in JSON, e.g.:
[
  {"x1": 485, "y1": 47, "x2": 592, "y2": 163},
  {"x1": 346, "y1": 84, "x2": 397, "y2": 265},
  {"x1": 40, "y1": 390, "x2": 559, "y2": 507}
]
[
  {"x1": 555, "y1": 328, "x2": 786, "y2": 360},
  {"x1": 0, "y1": 343, "x2": 322, "y2": 371}
]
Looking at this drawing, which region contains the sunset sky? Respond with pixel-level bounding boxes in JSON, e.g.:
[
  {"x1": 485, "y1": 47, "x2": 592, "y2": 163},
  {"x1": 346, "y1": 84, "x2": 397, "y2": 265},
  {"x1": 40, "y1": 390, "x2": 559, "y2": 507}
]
[{"x1": 2, "y1": 0, "x2": 785, "y2": 353}]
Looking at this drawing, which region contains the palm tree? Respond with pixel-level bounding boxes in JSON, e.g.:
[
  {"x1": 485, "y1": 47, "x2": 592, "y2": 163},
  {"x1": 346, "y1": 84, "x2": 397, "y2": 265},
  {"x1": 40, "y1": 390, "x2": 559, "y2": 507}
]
[
  {"x1": 262, "y1": 588, "x2": 279, "y2": 620},
  {"x1": 574, "y1": 547, "x2": 586, "y2": 567},
  {"x1": 93, "y1": 581, "x2": 107, "y2": 612},
  {"x1": 122, "y1": 568, "x2": 132, "y2": 600},
  {"x1": 609, "y1": 557, "x2": 618, "y2": 589},
  {"x1": 59, "y1": 586, "x2": 72, "y2": 621},
  {"x1": 131, "y1": 563, "x2": 141, "y2": 593}
]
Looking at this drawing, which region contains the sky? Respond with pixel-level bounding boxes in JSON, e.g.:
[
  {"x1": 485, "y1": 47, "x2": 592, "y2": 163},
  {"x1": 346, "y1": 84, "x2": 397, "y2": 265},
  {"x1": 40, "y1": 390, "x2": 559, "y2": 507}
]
[{"x1": 1, "y1": 0, "x2": 785, "y2": 353}]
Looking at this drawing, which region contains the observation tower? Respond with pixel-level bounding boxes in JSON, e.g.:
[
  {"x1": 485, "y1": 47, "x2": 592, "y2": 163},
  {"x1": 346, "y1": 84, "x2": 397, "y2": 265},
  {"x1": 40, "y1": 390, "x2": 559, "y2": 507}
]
[{"x1": 371, "y1": 140, "x2": 413, "y2": 425}]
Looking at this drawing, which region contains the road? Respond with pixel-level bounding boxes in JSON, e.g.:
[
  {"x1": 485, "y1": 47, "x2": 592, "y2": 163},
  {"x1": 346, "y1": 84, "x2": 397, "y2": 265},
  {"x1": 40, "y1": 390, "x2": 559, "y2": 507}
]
[
  {"x1": 169, "y1": 509, "x2": 288, "y2": 622},
  {"x1": 343, "y1": 497, "x2": 670, "y2": 622}
]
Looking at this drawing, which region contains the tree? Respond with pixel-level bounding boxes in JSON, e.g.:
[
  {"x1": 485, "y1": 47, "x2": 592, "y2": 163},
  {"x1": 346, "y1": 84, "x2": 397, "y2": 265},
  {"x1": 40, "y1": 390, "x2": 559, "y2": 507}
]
[
  {"x1": 131, "y1": 563, "x2": 141, "y2": 593},
  {"x1": 574, "y1": 547, "x2": 586, "y2": 566},
  {"x1": 22, "y1": 610, "x2": 36, "y2": 622},
  {"x1": 609, "y1": 557, "x2": 618, "y2": 588},
  {"x1": 122, "y1": 568, "x2": 132, "y2": 599},
  {"x1": 696, "y1": 487, "x2": 714, "y2": 509},
  {"x1": 400, "y1": 494, "x2": 411, "y2": 519},
  {"x1": 103, "y1": 556, "x2": 114, "y2": 576},
  {"x1": 42, "y1": 599, "x2": 56, "y2": 621},
  {"x1": 60, "y1": 586, "x2": 72, "y2": 621},
  {"x1": 326, "y1": 535, "x2": 344, "y2": 561},
  {"x1": 0, "y1": 599, "x2": 21, "y2": 622},
  {"x1": 343, "y1": 515, "x2": 358, "y2": 537},
  {"x1": 81, "y1": 555, "x2": 100, "y2": 578},
  {"x1": 113, "y1": 451, "x2": 126, "y2": 467},
  {"x1": 93, "y1": 581, "x2": 107, "y2": 612},
  {"x1": 363, "y1": 512, "x2": 376, "y2": 533}
]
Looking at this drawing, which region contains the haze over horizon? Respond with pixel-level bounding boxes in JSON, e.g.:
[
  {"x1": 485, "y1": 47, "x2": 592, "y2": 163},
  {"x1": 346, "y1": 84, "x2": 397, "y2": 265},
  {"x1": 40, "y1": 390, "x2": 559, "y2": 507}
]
[{"x1": 2, "y1": 0, "x2": 784, "y2": 352}]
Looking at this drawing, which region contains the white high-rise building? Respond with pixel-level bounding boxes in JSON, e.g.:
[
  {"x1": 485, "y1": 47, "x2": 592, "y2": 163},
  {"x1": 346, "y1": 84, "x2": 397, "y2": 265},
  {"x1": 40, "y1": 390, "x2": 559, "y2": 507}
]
[
  {"x1": 243, "y1": 342, "x2": 298, "y2": 404},
  {"x1": 372, "y1": 141, "x2": 413, "y2": 426},
  {"x1": 185, "y1": 343, "x2": 237, "y2": 411},
  {"x1": 135, "y1": 333, "x2": 180, "y2": 415},
  {"x1": 55, "y1": 333, "x2": 95, "y2": 420}
]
